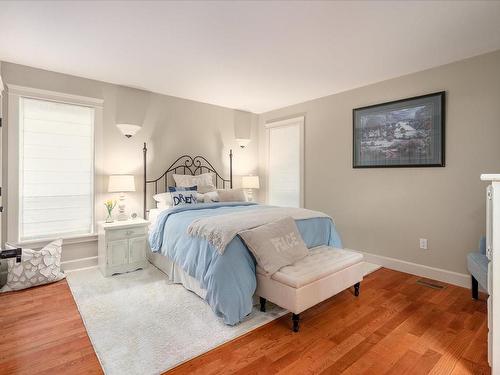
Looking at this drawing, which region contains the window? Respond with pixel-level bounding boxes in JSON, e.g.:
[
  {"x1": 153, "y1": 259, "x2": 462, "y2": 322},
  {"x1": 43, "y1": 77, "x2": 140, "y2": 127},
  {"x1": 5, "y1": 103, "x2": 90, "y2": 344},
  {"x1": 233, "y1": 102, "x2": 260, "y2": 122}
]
[
  {"x1": 18, "y1": 97, "x2": 95, "y2": 241},
  {"x1": 266, "y1": 116, "x2": 304, "y2": 207}
]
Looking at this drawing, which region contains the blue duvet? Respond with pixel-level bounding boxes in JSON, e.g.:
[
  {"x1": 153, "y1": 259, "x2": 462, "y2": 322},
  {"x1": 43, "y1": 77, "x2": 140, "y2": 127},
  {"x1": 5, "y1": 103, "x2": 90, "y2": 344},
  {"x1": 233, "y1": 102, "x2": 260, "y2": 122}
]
[{"x1": 149, "y1": 202, "x2": 342, "y2": 325}]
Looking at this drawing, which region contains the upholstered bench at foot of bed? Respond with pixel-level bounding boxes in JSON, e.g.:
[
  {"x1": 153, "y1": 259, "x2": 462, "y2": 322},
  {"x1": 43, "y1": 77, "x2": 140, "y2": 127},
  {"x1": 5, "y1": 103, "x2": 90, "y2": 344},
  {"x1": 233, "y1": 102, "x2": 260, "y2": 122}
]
[{"x1": 256, "y1": 246, "x2": 364, "y2": 332}]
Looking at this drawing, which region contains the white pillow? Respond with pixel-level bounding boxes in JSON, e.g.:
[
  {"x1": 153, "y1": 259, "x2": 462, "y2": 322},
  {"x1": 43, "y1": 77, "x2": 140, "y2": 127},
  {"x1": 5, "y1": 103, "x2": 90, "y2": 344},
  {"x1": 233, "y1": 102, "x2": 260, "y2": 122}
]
[
  {"x1": 171, "y1": 190, "x2": 198, "y2": 206},
  {"x1": 156, "y1": 201, "x2": 171, "y2": 209},
  {"x1": 217, "y1": 189, "x2": 246, "y2": 202},
  {"x1": 173, "y1": 173, "x2": 215, "y2": 194},
  {"x1": 0, "y1": 239, "x2": 65, "y2": 292},
  {"x1": 153, "y1": 190, "x2": 205, "y2": 207},
  {"x1": 153, "y1": 191, "x2": 172, "y2": 205},
  {"x1": 153, "y1": 192, "x2": 172, "y2": 206},
  {"x1": 203, "y1": 191, "x2": 219, "y2": 203}
]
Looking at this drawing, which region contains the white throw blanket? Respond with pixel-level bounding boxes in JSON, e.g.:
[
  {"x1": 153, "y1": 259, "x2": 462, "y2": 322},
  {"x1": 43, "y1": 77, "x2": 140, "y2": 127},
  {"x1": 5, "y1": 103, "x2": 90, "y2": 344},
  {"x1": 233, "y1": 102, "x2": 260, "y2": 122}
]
[{"x1": 187, "y1": 207, "x2": 332, "y2": 254}]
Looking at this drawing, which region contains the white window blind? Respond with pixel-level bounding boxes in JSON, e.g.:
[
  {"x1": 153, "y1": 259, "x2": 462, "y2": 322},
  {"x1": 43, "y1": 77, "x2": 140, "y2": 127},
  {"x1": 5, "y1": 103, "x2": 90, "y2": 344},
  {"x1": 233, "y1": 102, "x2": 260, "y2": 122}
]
[
  {"x1": 19, "y1": 97, "x2": 94, "y2": 241},
  {"x1": 267, "y1": 118, "x2": 303, "y2": 207}
]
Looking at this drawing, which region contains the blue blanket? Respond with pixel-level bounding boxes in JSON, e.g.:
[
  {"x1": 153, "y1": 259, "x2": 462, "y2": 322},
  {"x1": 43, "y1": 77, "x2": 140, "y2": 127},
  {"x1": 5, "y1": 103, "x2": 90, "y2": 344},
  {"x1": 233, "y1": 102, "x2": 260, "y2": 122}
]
[{"x1": 149, "y1": 202, "x2": 342, "y2": 325}]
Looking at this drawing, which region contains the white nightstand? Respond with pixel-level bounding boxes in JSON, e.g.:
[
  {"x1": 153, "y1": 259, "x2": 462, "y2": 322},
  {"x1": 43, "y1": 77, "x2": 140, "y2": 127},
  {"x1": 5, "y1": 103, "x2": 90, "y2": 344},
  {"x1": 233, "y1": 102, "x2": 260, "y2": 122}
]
[{"x1": 97, "y1": 218, "x2": 149, "y2": 277}]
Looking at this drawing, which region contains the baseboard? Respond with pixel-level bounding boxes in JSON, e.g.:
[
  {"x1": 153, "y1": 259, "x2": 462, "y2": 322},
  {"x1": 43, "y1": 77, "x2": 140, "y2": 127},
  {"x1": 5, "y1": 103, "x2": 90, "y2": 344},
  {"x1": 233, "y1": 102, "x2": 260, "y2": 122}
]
[
  {"x1": 358, "y1": 251, "x2": 470, "y2": 289},
  {"x1": 362, "y1": 262, "x2": 382, "y2": 276},
  {"x1": 59, "y1": 252, "x2": 472, "y2": 290},
  {"x1": 62, "y1": 256, "x2": 98, "y2": 272}
]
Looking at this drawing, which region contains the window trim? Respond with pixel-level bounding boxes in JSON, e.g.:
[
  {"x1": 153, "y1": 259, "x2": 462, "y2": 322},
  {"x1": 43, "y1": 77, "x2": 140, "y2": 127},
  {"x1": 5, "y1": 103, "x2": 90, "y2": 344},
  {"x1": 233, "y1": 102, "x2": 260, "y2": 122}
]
[
  {"x1": 265, "y1": 116, "x2": 305, "y2": 208},
  {"x1": 7, "y1": 84, "x2": 103, "y2": 244}
]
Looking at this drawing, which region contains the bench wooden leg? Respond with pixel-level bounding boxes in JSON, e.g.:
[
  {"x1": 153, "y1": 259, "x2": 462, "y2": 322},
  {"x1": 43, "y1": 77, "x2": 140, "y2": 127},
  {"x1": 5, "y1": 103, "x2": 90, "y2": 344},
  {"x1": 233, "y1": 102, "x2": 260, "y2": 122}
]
[
  {"x1": 354, "y1": 282, "x2": 360, "y2": 297},
  {"x1": 259, "y1": 297, "x2": 267, "y2": 312},
  {"x1": 471, "y1": 276, "x2": 479, "y2": 300},
  {"x1": 292, "y1": 313, "x2": 300, "y2": 332}
]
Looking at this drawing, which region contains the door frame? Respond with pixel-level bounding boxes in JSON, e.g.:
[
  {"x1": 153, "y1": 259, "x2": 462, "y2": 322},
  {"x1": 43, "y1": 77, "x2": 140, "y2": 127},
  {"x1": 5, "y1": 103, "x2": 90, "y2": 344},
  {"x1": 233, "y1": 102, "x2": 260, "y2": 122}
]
[
  {"x1": 490, "y1": 180, "x2": 499, "y2": 373},
  {"x1": 0, "y1": 67, "x2": 4, "y2": 247},
  {"x1": 481, "y1": 174, "x2": 500, "y2": 374}
]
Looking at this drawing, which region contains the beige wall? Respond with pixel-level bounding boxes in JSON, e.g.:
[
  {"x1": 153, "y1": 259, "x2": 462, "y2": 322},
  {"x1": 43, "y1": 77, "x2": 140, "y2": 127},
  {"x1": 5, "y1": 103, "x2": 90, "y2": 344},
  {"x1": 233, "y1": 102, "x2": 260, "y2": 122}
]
[
  {"x1": 259, "y1": 50, "x2": 500, "y2": 274},
  {"x1": 2, "y1": 50, "x2": 500, "y2": 273},
  {"x1": 0, "y1": 62, "x2": 259, "y2": 263}
]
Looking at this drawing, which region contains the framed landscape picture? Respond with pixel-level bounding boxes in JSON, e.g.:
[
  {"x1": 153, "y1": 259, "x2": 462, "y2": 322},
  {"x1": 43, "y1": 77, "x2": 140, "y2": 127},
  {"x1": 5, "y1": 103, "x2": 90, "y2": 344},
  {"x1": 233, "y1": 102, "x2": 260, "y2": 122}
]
[{"x1": 353, "y1": 92, "x2": 445, "y2": 168}]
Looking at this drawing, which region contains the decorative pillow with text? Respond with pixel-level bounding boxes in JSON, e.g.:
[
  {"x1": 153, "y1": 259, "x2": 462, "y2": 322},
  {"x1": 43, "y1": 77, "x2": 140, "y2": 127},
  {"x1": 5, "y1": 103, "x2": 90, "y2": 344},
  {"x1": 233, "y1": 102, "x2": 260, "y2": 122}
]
[
  {"x1": 239, "y1": 217, "x2": 309, "y2": 277},
  {"x1": 169, "y1": 186, "x2": 198, "y2": 206}
]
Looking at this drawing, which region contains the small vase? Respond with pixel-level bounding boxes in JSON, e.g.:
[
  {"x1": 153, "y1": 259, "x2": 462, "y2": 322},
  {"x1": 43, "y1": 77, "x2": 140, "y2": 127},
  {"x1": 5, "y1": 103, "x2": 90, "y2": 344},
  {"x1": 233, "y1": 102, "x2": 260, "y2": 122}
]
[{"x1": 105, "y1": 212, "x2": 114, "y2": 223}]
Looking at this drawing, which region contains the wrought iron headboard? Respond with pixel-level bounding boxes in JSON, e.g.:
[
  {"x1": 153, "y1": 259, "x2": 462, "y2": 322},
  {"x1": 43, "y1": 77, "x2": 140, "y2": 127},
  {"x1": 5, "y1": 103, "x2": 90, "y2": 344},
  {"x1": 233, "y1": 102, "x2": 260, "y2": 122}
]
[{"x1": 143, "y1": 143, "x2": 233, "y2": 217}]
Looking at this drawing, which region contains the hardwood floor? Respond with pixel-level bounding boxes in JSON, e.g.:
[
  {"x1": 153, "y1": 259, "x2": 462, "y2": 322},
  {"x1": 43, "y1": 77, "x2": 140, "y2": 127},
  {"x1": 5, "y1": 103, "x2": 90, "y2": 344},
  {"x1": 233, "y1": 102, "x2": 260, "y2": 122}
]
[
  {"x1": 0, "y1": 280, "x2": 102, "y2": 375},
  {"x1": 167, "y1": 268, "x2": 490, "y2": 375},
  {"x1": 0, "y1": 268, "x2": 489, "y2": 374}
]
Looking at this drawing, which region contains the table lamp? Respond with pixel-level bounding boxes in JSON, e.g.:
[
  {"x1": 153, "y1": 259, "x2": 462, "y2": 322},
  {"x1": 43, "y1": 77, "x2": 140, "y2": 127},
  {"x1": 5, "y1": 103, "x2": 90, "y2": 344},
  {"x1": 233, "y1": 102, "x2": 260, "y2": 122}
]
[
  {"x1": 241, "y1": 175, "x2": 260, "y2": 202},
  {"x1": 108, "y1": 175, "x2": 136, "y2": 221}
]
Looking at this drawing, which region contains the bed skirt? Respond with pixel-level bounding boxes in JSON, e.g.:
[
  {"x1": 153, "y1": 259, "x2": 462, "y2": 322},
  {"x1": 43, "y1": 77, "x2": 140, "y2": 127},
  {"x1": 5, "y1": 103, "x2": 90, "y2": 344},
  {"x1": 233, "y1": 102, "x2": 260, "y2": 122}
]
[
  {"x1": 146, "y1": 246, "x2": 208, "y2": 299},
  {"x1": 146, "y1": 245, "x2": 260, "y2": 307}
]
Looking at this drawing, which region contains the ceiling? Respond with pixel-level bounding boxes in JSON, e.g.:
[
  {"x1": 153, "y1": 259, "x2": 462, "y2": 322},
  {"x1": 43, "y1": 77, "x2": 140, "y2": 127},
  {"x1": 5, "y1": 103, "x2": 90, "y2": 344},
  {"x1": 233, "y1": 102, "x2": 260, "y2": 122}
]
[{"x1": 1, "y1": 1, "x2": 500, "y2": 113}]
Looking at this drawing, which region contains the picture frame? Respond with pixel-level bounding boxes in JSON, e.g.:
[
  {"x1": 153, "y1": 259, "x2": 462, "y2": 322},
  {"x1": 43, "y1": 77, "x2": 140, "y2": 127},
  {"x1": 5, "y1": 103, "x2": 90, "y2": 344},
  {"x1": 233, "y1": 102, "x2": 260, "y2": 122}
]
[{"x1": 353, "y1": 91, "x2": 445, "y2": 168}]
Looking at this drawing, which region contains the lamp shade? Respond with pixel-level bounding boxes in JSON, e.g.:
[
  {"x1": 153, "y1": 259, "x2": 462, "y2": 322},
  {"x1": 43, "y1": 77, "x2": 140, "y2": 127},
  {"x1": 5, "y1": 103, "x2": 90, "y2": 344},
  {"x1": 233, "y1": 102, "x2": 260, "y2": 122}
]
[
  {"x1": 108, "y1": 175, "x2": 136, "y2": 192},
  {"x1": 116, "y1": 123, "x2": 141, "y2": 138},
  {"x1": 241, "y1": 175, "x2": 260, "y2": 189}
]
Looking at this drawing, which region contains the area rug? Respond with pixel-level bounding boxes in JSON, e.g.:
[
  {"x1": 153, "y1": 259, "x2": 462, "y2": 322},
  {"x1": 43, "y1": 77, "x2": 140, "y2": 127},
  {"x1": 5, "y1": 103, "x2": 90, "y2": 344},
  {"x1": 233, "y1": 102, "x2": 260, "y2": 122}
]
[{"x1": 66, "y1": 266, "x2": 285, "y2": 375}]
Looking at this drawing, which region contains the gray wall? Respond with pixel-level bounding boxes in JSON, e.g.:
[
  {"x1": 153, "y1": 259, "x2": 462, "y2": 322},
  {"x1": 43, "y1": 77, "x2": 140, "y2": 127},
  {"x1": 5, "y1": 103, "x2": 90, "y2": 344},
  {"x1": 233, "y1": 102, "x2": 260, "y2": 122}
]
[
  {"x1": 258, "y1": 50, "x2": 500, "y2": 274},
  {"x1": 0, "y1": 62, "x2": 259, "y2": 263}
]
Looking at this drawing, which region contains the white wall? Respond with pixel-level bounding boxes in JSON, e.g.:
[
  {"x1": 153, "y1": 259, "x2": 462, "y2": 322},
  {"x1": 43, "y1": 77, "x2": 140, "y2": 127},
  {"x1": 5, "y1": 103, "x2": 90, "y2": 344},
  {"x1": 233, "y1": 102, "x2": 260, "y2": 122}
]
[
  {"x1": 258, "y1": 50, "x2": 500, "y2": 275},
  {"x1": 0, "y1": 62, "x2": 259, "y2": 267}
]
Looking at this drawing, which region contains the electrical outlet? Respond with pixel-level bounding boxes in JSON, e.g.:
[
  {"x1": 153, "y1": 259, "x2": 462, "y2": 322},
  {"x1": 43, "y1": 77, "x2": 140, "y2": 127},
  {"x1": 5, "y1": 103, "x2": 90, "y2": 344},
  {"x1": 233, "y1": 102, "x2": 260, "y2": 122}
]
[{"x1": 419, "y1": 238, "x2": 428, "y2": 250}]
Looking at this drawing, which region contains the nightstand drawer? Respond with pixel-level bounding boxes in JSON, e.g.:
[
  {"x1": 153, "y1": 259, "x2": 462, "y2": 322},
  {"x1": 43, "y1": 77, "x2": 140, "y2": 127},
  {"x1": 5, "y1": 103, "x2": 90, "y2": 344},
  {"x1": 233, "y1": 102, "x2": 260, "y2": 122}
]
[{"x1": 107, "y1": 226, "x2": 147, "y2": 241}]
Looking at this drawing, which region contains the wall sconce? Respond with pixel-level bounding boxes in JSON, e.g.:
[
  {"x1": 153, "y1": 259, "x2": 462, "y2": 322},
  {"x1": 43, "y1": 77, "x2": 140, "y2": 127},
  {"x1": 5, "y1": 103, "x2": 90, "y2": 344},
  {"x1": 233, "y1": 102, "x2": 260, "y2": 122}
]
[
  {"x1": 234, "y1": 110, "x2": 252, "y2": 149},
  {"x1": 116, "y1": 123, "x2": 142, "y2": 138},
  {"x1": 236, "y1": 138, "x2": 251, "y2": 148}
]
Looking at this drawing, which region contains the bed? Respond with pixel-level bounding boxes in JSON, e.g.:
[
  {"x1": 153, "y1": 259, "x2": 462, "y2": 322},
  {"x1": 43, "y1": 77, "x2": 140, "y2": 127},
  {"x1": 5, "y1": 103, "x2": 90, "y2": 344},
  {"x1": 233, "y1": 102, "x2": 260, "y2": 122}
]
[{"x1": 143, "y1": 144, "x2": 342, "y2": 325}]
